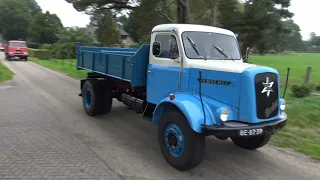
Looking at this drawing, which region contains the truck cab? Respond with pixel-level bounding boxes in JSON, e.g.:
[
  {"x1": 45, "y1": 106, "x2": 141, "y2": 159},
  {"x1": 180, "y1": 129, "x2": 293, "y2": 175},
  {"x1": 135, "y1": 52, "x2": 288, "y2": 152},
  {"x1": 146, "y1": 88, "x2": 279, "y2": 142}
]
[
  {"x1": 76, "y1": 24, "x2": 288, "y2": 171},
  {"x1": 5, "y1": 40, "x2": 28, "y2": 61}
]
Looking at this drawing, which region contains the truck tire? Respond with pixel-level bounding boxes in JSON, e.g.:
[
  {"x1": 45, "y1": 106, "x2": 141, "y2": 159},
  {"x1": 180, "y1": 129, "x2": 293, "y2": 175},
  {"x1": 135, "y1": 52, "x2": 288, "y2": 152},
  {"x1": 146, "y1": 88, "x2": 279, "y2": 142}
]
[
  {"x1": 158, "y1": 110, "x2": 205, "y2": 171},
  {"x1": 6, "y1": 55, "x2": 10, "y2": 61},
  {"x1": 82, "y1": 80, "x2": 103, "y2": 116},
  {"x1": 230, "y1": 135, "x2": 271, "y2": 150},
  {"x1": 99, "y1": 82, "x2": 113, "y2": 114}
]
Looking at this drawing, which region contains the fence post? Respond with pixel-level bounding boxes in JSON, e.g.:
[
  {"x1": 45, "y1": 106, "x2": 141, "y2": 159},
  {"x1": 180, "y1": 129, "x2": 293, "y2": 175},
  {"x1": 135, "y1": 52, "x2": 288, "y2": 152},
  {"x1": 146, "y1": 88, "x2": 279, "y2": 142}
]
[{"x1": 305, "y1": 66, "x2": 312, "y2": 84}]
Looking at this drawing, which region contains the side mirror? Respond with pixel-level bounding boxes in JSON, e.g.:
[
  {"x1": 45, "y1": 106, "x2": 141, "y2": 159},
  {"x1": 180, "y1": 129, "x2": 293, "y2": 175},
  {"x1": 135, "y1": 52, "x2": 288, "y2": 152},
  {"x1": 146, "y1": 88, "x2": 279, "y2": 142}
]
[{"x1": 152, "y1": 41, "x2": 161, "y2": 56}]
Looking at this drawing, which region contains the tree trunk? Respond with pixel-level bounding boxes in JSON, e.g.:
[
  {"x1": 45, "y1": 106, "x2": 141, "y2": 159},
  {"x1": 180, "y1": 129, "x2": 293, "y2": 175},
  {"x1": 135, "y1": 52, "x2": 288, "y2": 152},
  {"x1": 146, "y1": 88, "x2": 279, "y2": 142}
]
[
  {"x1": 177, "y1": 0, "x2": 190, "y2": 23},
  {"x1": 212, "y1": 0, "x2": 218, "y2": 26}
]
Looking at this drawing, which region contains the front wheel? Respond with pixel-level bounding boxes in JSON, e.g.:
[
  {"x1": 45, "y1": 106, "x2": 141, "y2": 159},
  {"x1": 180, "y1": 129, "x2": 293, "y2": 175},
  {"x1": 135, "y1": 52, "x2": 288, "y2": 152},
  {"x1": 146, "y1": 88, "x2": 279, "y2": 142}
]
[
  {"x1": 230, "y1": 135, "x2": 271, "y2": 150},
  {"x1": 158, "y1": 110, "x2": 205, "y2": 171}
]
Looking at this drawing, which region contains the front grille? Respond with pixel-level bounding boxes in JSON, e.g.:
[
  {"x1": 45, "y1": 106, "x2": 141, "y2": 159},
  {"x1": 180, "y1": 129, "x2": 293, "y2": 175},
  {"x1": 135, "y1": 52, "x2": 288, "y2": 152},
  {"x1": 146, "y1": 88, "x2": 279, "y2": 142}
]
[
  {"x1": 15, "y1": 50, "x2": 22, "y2": 54},
  {"x1": 254, "y1": 72, "x2": 279, "y2": 119}
]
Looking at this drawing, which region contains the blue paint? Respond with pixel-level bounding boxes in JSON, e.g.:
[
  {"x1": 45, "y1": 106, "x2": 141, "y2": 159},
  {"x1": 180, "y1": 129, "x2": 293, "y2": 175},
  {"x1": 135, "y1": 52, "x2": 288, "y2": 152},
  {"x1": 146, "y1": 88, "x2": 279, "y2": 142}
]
[
  {"x1": 146, "y1": 64, "x2": 181, "y2": 104},
  {"x1": 84, "y1": 88, "x2": 91, "y2": 109},
  {"x1": 188, "y1": 68, "x2": 241, "y2": 108},
  {"x1": 239, "y1": 66, "x2": 281, "y2": 123},
  {"x1": 164, "y1": 123, "x2": 185, "y2": 157},
  {"x1": 153, "y1": 93, "x2": 217, "y2": 133},
  {"x1": 77, "y1": 44, "x2": 150, "y2": 87}
]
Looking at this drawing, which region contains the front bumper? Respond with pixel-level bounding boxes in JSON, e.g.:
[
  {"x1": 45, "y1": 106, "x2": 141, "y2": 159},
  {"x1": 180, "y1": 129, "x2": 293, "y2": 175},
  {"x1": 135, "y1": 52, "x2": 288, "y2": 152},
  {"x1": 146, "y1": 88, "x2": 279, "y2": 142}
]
[
  {"x1": 9, "y1": 54, "x2": 27, "y2": 57},
  {"x1": 202, "y1": 112, "x2": 288, "y2": 137}
]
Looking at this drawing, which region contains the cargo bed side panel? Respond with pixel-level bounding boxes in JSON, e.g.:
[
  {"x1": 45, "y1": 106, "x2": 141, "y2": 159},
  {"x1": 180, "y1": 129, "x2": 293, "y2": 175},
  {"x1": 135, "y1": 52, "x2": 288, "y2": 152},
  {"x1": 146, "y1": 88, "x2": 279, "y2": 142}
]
[{"x1": 77, "y1": 44, "x2": 150, "y2": 87}]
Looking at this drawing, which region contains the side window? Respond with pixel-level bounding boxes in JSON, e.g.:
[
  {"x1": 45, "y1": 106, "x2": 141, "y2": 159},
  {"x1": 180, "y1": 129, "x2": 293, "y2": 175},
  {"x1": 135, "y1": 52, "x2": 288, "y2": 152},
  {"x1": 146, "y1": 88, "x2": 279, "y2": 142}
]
[{"x1": 153, "y1": 34, "x2": 179, "y2": 59}]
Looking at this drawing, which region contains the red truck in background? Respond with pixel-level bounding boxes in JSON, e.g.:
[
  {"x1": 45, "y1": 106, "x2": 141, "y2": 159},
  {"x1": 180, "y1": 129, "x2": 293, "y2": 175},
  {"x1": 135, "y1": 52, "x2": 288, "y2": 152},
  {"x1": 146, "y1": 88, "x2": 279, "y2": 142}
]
[
  {"x1": 5, "y1": 40, "x2": 28, "y2": 61},
  {"x1": 0, "y1": 42, "x2": 4, "y2": 52}
]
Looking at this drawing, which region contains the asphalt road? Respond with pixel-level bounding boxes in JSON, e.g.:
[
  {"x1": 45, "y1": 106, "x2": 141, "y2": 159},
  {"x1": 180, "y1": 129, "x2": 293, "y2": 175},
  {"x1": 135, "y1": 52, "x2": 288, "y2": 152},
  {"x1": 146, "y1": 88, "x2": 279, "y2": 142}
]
[{"x1": 0, "y1": 53, "x2": 320, "y2": 180}]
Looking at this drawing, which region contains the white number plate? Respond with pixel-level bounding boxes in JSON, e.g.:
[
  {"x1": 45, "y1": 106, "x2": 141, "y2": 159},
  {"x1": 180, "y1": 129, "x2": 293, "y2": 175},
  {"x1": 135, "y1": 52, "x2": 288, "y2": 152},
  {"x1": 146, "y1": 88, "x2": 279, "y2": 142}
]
[{"x1": 239, "y1": 128, "x2": 263, "y2": 136}]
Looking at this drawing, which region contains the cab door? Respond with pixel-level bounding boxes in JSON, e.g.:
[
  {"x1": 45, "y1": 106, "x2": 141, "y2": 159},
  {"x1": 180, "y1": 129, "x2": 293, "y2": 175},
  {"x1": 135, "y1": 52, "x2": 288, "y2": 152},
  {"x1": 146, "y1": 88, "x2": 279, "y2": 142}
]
[{"x1": 146, "y1": 33, "x2": 181, "y2": 104}]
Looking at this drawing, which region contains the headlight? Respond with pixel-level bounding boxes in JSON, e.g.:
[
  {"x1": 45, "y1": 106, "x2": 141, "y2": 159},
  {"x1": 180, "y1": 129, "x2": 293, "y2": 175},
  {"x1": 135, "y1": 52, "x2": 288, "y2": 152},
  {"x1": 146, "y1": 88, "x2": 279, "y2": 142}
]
[
  {"x1": 220, "y1": 108, "x2": 229, "y2": 122},
  {"x1": 280, "y1": 100, "x2": 286, "y2": 111}
]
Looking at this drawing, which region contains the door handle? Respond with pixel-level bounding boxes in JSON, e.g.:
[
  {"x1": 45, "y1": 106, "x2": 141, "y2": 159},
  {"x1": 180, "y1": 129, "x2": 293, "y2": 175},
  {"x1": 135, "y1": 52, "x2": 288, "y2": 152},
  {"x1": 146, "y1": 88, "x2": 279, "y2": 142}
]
[{"x1": 148, "y1": 71, "x2": 152, "y2": 74}]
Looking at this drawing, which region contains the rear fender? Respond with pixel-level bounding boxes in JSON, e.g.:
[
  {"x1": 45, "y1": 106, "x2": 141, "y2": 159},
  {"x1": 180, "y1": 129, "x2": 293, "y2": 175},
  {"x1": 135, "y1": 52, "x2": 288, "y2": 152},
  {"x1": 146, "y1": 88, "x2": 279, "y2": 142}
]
[{"x1": 152, "y1": 93, "x2": 217, "y2": 133}]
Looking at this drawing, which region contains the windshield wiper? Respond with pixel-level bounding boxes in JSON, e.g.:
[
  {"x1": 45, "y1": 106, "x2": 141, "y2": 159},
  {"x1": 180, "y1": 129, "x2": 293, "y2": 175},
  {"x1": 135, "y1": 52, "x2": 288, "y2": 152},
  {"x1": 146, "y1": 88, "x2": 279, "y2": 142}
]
[
  {"x1": 187, "y1": 36, "x2": 207, "y2": 60},
  {"x1": 213, "y1": 45, "x2": 234, "y2": 61}
]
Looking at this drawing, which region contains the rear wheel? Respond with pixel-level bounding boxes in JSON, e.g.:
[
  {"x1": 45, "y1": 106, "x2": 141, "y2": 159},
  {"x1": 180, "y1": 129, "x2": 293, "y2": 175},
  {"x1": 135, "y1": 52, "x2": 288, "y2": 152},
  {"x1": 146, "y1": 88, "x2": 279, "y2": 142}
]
[
  {"x1": 82, "y1": 80, "x2": 103, "y2": 116},
  {"x1": 158, "y1": 110, "x2": 205, "y2": 171},
  {"x1": 231, "y1": 135, "x2": 271, "y2": 150}
]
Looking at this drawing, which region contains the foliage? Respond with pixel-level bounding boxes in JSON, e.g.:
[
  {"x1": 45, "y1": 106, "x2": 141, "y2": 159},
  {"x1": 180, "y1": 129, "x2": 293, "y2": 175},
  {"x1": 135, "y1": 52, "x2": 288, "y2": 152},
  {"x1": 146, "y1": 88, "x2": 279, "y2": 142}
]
[
  {"x1": 29, "y1": 11, "x2": 63, "y2": 44},
  {"x1": 91, "y1": 10, "x2": 121, "y2": 46},
  {"x1": 40, "y1": 44, "x2": 54, "y2": 51},
  {"x1": 0, "y1": 0, "x2": 36, "y2": 41},
  {"x1": 65, "y1": 0, "x2": 138, "y2": 13},
  {"x1": 127, "y1": 0, "x2": 174, "y2": 43},
  {"x1": 316, "y1": 85, "x2": 320, "y2": 91},
  {"x1": 291, "y1": 84, "x2": 312, "y2": 98},
  {"x1": 129, "y1": 43, "x2": 141, "y2": 48},
  {"x1": 52, "y1": 27, "x2": 95, "y2": 59},
  {"x1": 28, "y1": 48, "x2": 51, "y2": 60}
]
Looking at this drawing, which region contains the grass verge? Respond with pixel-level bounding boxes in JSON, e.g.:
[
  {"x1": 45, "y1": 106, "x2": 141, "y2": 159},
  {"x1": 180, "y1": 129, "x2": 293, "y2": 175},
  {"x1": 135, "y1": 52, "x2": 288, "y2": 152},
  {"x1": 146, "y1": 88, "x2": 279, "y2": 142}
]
[
  {"x1": 0, "y1": 61, "x2": 14, "y2": 83},
  {"x1": 30, "y1": 57, "x2": 89, "y2": 79}
]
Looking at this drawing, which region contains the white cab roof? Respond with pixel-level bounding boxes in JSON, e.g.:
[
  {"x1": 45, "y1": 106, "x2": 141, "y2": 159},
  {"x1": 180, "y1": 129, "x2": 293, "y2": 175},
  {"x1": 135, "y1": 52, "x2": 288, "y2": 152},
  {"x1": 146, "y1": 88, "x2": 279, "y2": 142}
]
[{"x1": 152, "y1": 24, "x2": 235, "y2": 37}]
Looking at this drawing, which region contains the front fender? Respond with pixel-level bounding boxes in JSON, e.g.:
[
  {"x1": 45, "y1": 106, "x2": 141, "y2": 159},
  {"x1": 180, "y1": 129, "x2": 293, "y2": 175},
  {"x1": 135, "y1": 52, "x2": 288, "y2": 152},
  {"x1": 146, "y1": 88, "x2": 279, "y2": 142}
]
[{"x1": 152, "y1": 93, "x2": 217, "y2": 133}]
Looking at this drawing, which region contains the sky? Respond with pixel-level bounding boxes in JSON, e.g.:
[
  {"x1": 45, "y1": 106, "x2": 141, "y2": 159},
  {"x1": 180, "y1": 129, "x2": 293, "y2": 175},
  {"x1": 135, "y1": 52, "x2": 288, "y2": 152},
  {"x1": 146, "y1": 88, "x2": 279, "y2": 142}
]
[{"x1": 34, "y1": 0, "x2": 319, "y2": 41}]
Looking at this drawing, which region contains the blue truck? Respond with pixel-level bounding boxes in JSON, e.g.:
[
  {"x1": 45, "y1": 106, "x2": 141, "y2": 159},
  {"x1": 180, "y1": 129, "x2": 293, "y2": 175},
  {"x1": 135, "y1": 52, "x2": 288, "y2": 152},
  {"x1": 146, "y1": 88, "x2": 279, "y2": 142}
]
[{"x1": 76, "y1": 24, "x2": 288, "y2": 171}]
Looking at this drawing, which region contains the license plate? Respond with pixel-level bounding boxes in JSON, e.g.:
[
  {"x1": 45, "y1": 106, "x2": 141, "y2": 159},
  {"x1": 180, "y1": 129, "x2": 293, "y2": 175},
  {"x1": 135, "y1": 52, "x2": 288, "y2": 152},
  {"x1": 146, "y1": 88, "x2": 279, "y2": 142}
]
[{"x1": 239, "y1": 128, "x2": 263, "y2": 136}]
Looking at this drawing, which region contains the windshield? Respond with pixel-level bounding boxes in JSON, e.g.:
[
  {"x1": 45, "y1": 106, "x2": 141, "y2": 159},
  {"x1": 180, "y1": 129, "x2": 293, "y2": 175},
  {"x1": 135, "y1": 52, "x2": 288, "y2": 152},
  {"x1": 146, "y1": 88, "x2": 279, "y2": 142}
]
[
  {"x1": 9, "y1": 42, "x2": 27, "y2": 47},
  {"x1": 181, "y1": 31, "x2": 241, "y2": 60}
]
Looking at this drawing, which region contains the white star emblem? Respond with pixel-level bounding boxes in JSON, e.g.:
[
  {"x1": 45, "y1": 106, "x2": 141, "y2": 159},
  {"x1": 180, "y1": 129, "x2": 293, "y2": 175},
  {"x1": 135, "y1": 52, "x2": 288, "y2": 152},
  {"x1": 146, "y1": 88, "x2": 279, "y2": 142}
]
[{"x1": 261, "y1": 77, "x2": 274, "y2": 97}]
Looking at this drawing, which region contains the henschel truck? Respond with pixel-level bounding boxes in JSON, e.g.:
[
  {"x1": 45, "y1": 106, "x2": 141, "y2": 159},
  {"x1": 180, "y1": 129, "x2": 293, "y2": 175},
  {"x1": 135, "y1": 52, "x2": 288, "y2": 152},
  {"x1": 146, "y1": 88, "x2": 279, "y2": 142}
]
[{"x1": 76, "y1": 24, "x2": 288, "y2": 171}]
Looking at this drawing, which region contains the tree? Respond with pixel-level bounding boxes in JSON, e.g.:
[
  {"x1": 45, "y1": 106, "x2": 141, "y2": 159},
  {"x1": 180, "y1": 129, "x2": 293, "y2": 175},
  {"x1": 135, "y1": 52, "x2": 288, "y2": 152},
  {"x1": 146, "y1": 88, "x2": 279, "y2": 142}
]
[
  {"x1": 177, "y1": 0, "x2": 191, "y2": 23},
  {"x1": 52, "y1": 27, "x2": 95, "y2": 59},
  {"x1": 29, "y1": 11, "x2": 63, "y2": 44},
  {"x1": 94, "y1": 10, "x2": 121, "y2": 46},
  {"x1": 239, "y1": 0, "x2": 295, "y2": 54},
  {"x1": 128, "y1": 0, "x2": 174, "y2": 43},
  {"x1": 65, "y1": 0, "x2": 139, "y2": 14},
  {"x1": 0, "y1": 0, "x2": 42, "y2": 41}
]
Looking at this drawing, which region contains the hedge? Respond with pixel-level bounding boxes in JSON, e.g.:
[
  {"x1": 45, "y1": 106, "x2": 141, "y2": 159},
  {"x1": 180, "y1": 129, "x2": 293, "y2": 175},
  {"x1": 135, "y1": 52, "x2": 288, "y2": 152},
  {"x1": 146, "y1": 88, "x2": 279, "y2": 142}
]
[{"x1": 28, "y1": 48, "x2": 51, "y2": 60}]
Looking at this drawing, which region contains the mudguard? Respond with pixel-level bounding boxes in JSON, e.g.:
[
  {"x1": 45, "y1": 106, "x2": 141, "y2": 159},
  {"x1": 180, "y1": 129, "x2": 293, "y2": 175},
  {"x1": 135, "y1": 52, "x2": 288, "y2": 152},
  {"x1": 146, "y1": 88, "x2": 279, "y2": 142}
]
[{"x1": 152, "y1": 93, "x2": 218, "y2": 133}]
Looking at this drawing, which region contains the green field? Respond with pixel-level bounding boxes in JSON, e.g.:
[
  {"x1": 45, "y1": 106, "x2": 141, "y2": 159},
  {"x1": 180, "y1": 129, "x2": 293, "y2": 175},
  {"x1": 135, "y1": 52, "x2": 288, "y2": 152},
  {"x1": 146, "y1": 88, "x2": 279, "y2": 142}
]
[
  {"x1": 31, "y1": 53, "x2": 320, "y2": 160},
  {"x1": 0, "y1": 61, "x2": 14, "y2": 83},
  {"x1": 30, "y1": 57, "x2": 89, "y2": 79},
  {"x1": 250, "y1": 53, "x2": 320, "y2": 160}
]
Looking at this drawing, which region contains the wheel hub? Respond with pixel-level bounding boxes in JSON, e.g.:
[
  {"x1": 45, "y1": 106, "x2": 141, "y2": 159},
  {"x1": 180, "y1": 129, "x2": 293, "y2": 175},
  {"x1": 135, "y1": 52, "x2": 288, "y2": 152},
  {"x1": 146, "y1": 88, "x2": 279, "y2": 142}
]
[
  {"x1": 168, "y1": 133, "x2": 177, "y2": 147},
  {"x1": 84, "y1": 88, "x2": 91, "y2": 108},
  {"x1": 164, "y1": 123, "x2": 185, "y2": 157}
]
